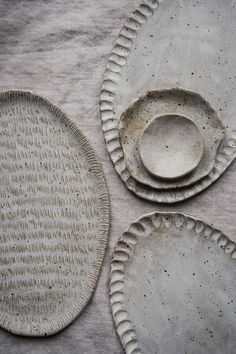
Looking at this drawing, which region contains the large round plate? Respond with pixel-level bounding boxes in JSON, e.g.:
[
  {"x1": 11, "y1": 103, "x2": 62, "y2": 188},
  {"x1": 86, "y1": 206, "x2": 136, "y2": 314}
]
[
  {"x1": 110, "y1": 212, "x2": 236, "y2": 354},
  {"x1": 0, "y1": 91, "x2": 109, "y2": 336},
  {"x1": 100, "y1": 0, "x2": 236, "y2": 203}
]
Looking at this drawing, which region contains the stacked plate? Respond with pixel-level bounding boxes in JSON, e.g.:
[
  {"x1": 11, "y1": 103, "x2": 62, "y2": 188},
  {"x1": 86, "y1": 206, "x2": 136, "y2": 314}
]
[{"x1": 100, "y1": 0, "x2": 236, "y2": 203}]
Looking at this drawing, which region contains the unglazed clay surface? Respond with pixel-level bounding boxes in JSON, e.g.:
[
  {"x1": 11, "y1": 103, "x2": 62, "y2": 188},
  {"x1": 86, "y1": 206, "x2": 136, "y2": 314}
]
[
  {"x1": 110, "y1": 212, "x2": 236, "y2": 354},
  {"x1": 100, "y1": 0, "x2": 236, "y2": 202},
  {"x1": 0, "y1": 91, "x2": 109, "y2": 336},
  {"x1": 139, "y1": 113, "x2": 204, "y2": 180},
  {"x1": 120, "y1": 89, "x2": 224, "y2": 188}
]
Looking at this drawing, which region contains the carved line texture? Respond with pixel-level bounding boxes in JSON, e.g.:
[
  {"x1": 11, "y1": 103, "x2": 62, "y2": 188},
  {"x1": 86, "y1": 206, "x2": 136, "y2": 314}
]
[
  {"x1": 100, "y1": 0, "x2": 236, "y2": 203},
  {"x1": 110, "y1": 212, "x2": 236, "y2": 354},
  {"x1": 0, "y1": 90, "x2": 110, "y2": 336}
]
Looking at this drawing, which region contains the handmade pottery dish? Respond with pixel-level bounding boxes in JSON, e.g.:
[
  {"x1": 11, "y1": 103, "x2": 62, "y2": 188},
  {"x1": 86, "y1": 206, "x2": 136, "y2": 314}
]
[
  {"x1": 110, "y1": 212, "x2": 236, "y2": 354},
  {"x1": 119, "y1": 88, "x2": 225, "y2": 189},
  {"x1": 100, "y1": 0, "x2": 236, "y2": 202},
  {"x1": 138, "y1": 113, "x2": 204, "y2": 180},
  {"x1": 0, "y1": 91, "x2": 109, "y2": 336}
]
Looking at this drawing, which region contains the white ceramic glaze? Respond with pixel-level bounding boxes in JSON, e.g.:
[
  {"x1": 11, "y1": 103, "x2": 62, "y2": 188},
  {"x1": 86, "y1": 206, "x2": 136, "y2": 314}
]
[
  {"x1": 110, "y1": 212, "x2": 236, "y2": 354},
  {"x1": 0, "y1": 91, "x2": 109, "y2": 336}
]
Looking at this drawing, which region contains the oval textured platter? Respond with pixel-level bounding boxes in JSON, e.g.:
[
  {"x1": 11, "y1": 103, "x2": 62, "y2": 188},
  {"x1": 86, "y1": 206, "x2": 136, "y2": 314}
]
[
  {"x1": 0, "y1": 90, "x2": 109, "y2": 336},
  {"x1": 100, "y1": 0, "x2": 236, "y2": 203},
  {"x1": 110, "y1": 212, "x2": 236, "y2": 354}
]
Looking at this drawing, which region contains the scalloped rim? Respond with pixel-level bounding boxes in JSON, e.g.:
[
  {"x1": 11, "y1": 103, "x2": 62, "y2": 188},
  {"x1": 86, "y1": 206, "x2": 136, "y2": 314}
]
[
  {"x1": 0, "y1": 90, "x2": 110, "y2": 337},
  {"x1": 110, "y1": 211, "x2": 236, "y2": 354},
  {"x1": 100, "y1": 0, "x2": 236, "y2": 203}
]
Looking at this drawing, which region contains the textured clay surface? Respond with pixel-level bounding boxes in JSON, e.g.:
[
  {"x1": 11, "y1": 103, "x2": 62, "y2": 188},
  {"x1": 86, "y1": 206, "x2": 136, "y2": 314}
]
[
  {"x1": 101, "y1": 0, "x2": 236, "y2": 202},
  {"x1": 120, "y1": 89, "x2": 224, "y2": 188},
  {"x1": 110, "y1": 212, "x2": 236, "y2": 354},
  {"x1": 0, "y1": 91, "x2": 109, "y2": 336}
]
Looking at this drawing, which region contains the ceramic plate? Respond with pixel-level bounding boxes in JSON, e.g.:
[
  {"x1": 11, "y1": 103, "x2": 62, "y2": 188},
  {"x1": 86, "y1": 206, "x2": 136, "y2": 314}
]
[
  {"x1": 101, "y1": 0, "x2": 236, "y2": 202},
  {"x1": 0, "y1": 91, "x2": 109, "y2": 336},
  {"x1": 110, "y1": 212, "x2": 236, "y2": 354},
  {"x1": 119, "y1": 89, "x2": 225, "y2": 188}
]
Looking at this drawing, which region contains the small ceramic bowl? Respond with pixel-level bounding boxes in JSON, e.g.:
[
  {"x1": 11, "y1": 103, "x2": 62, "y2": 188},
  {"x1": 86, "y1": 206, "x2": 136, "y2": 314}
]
[{"x1": 138, "y1": 113, "x2": 204, "y2": 180}]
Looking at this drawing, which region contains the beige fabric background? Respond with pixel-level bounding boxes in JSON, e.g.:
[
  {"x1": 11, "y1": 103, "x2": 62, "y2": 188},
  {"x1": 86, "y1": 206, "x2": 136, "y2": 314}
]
[{"x1": 0, "y1": 1, "x2": 235, "y2": 353}]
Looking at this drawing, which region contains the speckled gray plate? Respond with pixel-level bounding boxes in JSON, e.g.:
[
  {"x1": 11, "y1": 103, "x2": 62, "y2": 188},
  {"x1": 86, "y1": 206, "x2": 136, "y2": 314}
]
[
  {"x1": 110, "y1": 212, "x2": 236, "y2": 354},
  {"x1": 119, "y1": 89, "x2": 225, "y2": 188},
  {"x1": 0, "y1": 91, "x2": 109, "y2": 336},
  {"x1": 100, "y1": 0, "x2": 236, "y2": 203}
]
